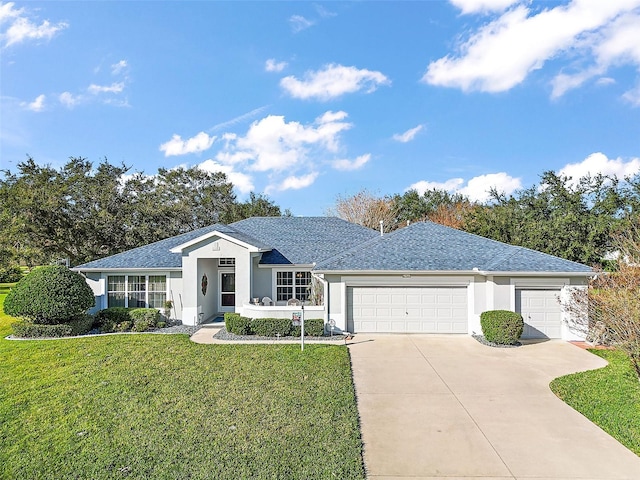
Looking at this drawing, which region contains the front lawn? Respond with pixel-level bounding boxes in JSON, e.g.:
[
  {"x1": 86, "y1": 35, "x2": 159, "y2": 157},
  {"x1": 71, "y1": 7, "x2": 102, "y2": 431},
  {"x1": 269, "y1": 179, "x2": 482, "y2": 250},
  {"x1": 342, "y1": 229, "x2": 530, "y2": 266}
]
[
  {"x1": 550, "y1": 349, "x2": 640, "y2": 456},
  {"x1": 0, "y1": 294, "x2": 365, "y2": 479}
]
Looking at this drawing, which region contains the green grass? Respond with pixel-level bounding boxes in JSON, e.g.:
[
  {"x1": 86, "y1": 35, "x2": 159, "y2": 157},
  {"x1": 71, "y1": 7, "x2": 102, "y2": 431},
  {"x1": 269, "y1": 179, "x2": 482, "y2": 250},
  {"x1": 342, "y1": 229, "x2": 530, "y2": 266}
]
[
  {"x1": 550, "y1": 349, "x2": 640, "y2": 455},
  {"x1": 0, "y1": 294, "x2": 365, "y2": 479}
]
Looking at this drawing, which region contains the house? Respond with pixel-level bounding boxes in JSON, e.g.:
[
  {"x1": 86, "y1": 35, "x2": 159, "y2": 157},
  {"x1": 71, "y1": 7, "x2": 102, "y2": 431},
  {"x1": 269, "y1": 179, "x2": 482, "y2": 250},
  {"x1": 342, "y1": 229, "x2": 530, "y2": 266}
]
[{"x1": 73, "y1": 216, "x2": 593, "y2": 340}]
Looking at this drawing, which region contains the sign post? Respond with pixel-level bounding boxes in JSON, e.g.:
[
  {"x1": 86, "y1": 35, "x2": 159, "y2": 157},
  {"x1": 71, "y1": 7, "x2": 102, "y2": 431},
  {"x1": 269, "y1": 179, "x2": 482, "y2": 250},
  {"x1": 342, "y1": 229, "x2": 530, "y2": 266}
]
[{"x1": 291, "y1": 307, "x2": 305, "y2": 351}]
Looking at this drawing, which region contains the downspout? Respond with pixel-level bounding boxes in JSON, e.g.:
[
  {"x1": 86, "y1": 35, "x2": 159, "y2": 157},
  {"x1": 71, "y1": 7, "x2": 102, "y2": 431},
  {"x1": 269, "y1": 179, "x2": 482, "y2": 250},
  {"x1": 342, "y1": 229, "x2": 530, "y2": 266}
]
[{"x1": 312, "y1": 272, "x2": 329, "y2": 327}]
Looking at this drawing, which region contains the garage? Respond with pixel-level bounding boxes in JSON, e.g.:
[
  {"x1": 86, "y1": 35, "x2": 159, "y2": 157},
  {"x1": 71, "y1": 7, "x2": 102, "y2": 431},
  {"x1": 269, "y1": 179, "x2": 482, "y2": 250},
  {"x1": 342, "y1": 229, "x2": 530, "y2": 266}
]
[
  {"x1": 347, "y1": 286, "x2": 468, "y2": 333},
  {"x1": 516, "y1": 289, "x2": 562, "y2": 339}
]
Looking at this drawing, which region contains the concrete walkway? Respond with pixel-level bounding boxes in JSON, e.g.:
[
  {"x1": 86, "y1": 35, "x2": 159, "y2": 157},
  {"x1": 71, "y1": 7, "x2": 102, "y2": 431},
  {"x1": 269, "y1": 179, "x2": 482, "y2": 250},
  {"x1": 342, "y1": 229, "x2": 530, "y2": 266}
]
[{"x1": 348, "y1": 334, "x2": 640, "y2": 480}]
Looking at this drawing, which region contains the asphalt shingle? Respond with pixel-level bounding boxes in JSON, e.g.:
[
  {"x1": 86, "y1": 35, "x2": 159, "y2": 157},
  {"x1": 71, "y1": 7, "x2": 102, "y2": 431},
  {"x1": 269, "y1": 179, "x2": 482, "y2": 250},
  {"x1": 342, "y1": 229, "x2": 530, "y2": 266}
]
[{"x1": 314, "y1": 221, "x2": 592, "y2": 273}]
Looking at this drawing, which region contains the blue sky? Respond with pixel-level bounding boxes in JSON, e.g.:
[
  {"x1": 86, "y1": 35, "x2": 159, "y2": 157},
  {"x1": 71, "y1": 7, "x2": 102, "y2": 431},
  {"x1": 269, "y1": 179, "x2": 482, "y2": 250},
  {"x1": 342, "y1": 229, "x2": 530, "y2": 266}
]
[{"x1": 1, "y1": 0, "x2": 640, "y2": 216}]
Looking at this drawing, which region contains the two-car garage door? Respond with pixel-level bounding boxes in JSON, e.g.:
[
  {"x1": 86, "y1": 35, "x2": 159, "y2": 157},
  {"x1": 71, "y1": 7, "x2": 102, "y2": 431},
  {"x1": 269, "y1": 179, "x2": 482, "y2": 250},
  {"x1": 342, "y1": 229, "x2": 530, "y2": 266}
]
[{"x1": 347, "y1": 286, "x2": 468, "y2": 333}]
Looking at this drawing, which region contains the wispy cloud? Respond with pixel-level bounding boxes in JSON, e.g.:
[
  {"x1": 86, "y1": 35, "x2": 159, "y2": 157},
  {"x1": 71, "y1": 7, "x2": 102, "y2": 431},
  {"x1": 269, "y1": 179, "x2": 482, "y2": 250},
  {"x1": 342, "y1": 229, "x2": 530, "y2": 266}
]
[
  {"x1": 111, "y1": 59, "x2": 128, "y2": 75},
  {"x1": 424, "y1": 1, "x2": 640, "y2": 102},
  {"x1": 267, "y1": 172, "x2": 319, "y2": 193},
  {"x1": 88, "y1": 82, "x2": 125, "y2": 94},
  {"x1": 281, "y1": 63, "x2": 390, "y2": 100},
  {"x1": 160, "y1": 132, "x2": 216, "y2": 157},
  {"x1": 209, "y1": 105, "x2": 270, "y2": 132},
  {"x1": 265, "y1": 58, "x2": 287, "y2": 72},
  {"x1": 21, "y1": 93, "x2": 45, "y2": 112},
  {"x1": 393, "y1": 125, "x2": 424, "y2": 143},
  {"x1": 289, "y1": 14, "x2": 314, "y2": 33},
  {"x1": 1, "y1": 2, "x2": 68, "y2": 48},
  {"x1": 59, "y1": 91, "x2": 82, "y2": 108},
  {"x1": 332, "y1": 154, "x2": 371, "y2": 171}
]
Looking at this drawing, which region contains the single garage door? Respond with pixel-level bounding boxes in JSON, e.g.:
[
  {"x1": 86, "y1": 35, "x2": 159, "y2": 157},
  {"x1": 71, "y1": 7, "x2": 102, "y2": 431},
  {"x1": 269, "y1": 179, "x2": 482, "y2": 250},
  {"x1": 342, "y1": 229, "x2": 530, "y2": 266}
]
[
  {"x1": 347, "y1": 286, "x2": 468, "y2": 333},
  {"x1": 516, "y1": 289, "x2": 562, "y2": 339}
]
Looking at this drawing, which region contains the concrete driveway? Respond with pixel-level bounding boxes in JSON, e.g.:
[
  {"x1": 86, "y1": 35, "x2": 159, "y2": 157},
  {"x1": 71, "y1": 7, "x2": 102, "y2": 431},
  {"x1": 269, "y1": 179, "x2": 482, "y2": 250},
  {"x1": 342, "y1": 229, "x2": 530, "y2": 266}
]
[{"x1": 348, "y1": 334, "x2": 640, "y2": 480}]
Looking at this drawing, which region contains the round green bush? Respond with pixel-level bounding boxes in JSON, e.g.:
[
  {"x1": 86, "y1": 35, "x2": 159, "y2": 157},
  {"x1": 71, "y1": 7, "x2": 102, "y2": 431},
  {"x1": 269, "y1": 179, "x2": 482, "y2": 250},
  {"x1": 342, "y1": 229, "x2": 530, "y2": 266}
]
[
  {"x1": 480, "y1": 310, "x2": 524, "y2": 345},
  {"x1": 0, "y1": 265, "x2": 23, "y2": 283},
  {"x1": 3, "y1": 265, "x2": 94, "y2": 324}
]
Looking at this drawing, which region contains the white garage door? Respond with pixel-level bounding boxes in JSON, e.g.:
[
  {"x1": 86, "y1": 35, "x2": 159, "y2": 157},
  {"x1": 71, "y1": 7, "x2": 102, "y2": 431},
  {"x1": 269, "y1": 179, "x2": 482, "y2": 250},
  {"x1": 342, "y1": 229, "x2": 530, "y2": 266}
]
[
  {"x1": 516, "y1": 289, "x2": 562, "y2": 339},
  {"x1": 347, "y1": 286, "x2": 468, "y2": 333}
]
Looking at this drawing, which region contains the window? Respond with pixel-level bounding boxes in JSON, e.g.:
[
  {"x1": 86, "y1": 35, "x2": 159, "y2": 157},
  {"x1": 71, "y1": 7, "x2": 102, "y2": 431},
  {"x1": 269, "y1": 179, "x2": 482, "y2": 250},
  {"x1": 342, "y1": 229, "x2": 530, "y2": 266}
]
[
  {"x1": 128, "y1": 275, "x2": 146, "y2": 308},
  {"x1": 107, "y1": 275, "x2": 167, "y2": 308},
  {"x1": 219, "y1": 258, "x2": 235, "y2": 266},
  {"x1": 276, "y1": 271, "x2": 311, "y2": 302},
  {"x1": 107, "y1": 276, "x2": 125, "y2": 307},
  {"x1": 148, "y1": 275, "x2": 167, "y2": 308}
]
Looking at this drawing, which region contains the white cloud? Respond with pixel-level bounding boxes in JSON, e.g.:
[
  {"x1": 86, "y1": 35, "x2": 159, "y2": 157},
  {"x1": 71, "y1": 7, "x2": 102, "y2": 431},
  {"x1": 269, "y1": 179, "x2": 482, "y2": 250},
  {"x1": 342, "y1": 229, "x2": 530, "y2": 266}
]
[
  {"x1": 558, "y1": 152, "x2": 640, "y2": 183},
  {"x1": 160, "y1": 132, "x2": 216, "y2": 157},
  {"x1": 450, "y1": 0, "x2": 520, "y2": 14},
  {"x1": 423, "y1": 1, "x2": 640, "y2": 94},
  {"x1": 393, "y1": 125, "x2": 424, "y2": 143},
  {"x1": 111, "y1": 60, "x2": 128, "y2": 75},
  {"x1": 217, "y1": 111, "x2": 352, "y2": 172},
  {"x1": 289, "y1": 14, "x2": 314, "y2": 33},
  {"x1": 460, "y1": 172, "x2": 521, "y2": 202},
  {"x1": 623, "y1": 82, "x2": 640, "y2": 106},
  {"x1": 408, "y1": 172, "x2": 521, "y2": 203},
  {"x1": 408, "y1": 178, "x2": 465, "y2": 193},
  {"x1": 1, "y1": 2, "x2": 68, "y2": 48},
  {"x1": 596, "y1": 77, "x2": 616, "y2": 86},
  {"x1": 315, "y1": 5, "x2": 337, "y2": 18},
  {"x1": 281, "y1": 64, "x2": 390, "y2": 100},
  {"x1": 88, "y1": 82, "x2": 125, "y2": 94},
  {"x1": 332, "y1": 154, "x2": 371, "y2": 171},
  {"x1": 22, "y1": 93, "x2": 45, "y2": 112},
  {"x1": 265, "y1": 58, "x2": 287, "y2": 72},
  {"x1": 267, "y1": 172, "x2": 319, "y2": 193},
  {"x1": 197, "y1": 159, "x2": 254, "y2": 194},
  {"x1": 58, "y1": 91, "x2": 82, "y2": 108}
]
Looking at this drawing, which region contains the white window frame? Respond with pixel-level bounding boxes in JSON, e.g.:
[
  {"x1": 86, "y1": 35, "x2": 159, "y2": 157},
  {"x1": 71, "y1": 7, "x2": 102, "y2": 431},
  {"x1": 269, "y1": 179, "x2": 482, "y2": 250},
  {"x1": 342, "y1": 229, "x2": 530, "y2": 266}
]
[
  {"x1": 106, "y1": 274, "x2": 168, "y2": 309},
  {"x1": 273, "y1": 269, "x2": 312, "y2": 302},
  {"x1": 218, "y1": 258, "x2": 235, "y2": 266}
]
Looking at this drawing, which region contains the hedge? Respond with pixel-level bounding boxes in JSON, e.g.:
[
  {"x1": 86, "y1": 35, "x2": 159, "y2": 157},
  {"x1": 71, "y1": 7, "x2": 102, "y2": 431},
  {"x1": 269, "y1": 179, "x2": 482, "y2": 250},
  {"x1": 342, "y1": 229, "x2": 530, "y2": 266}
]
[
  {"x1": 11, "y1": 314, "x2": 95, "y2": 338},
  {"x1": 95, "y1": 307, "x2": 159, "y2": 333},
  {"x1": 0, "y1": 266, "x2": 23, "y2": 283},
  {"x1": 480, "y1": 310, "x2": 524, "y2": 345},
  {"x1": 224, "y1": 313, "x2": 325, "y2": 337}
]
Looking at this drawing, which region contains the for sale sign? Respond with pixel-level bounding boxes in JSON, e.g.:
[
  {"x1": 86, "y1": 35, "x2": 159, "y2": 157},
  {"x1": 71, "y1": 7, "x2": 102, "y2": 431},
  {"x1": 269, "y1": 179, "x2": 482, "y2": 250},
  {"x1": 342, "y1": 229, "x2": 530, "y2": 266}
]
[{"x1": 292, "y1": 312, "x2": 301, "y2": 326}]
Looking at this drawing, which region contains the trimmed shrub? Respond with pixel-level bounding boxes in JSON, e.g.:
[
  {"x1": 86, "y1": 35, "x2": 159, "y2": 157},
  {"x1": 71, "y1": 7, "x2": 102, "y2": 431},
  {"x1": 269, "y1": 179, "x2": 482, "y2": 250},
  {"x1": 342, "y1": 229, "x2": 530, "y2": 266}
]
[
  {"x1": 480, "y1": 310, "x2": 524, "y2": 345},
  {"x1": 3, "y1": 265, "x2": 94, "y2": 324},
  {"x1": 12, "y1": 321, "x2": 73, "y2": 338},
  {"x1": 115, "y1": 321, "x2": 133, "y2": 332},
  {"x1": 132, "y1": 320, "x2": 150, "y2": 332},
  {"x1": 225, "y1": 313, "x2": 251, "y2": 335},
  {"x1": 290, "y1": 318, "x2": 325, "y2": 337},
  {"x1": 95, "y1": 307, "x2": 132, "y2": 332},
  {"x1": 251, "y1": 317, "x2": 292, "y2": 337},
  {"x1": 157, "y1": 321, "x2": 167, "y2": 329},
  {"x1": 0, "y1": 265, "x2": 23, "y2": 283},
  {"x1": 130, "y1": 308, "x2": 159, "y2": 328},
  {"x1": 68, "y1": 314, "x2": 94, "y2": 336}
]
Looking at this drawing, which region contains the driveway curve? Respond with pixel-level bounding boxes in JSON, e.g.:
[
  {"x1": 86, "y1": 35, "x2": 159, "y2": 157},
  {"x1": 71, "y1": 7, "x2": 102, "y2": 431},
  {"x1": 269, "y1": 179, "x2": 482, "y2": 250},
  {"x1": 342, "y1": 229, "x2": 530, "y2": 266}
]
[{"x1": 348, "y1": 334, "x2": 640, "y2": 480}]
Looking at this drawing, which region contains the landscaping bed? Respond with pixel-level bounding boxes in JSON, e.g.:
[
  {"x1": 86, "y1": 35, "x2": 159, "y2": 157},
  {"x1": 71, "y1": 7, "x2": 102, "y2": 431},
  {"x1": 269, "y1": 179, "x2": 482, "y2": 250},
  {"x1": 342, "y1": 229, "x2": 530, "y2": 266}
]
[
  {"x1": 0, "y1": 294, "x2": 365, "y2": 479},
  {"x1": 213, "y1": 326, "x2": 346, "y2": 341},
  {"x1": 550, "y1": 349, "x2": 640, "y2": 456}
]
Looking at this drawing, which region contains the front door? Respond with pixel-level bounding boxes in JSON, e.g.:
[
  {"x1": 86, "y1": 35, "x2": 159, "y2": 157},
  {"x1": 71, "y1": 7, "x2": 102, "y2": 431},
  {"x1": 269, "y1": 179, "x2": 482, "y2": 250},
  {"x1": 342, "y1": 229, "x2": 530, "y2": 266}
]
[{"x1": 219, "y1": 271, "x2": 235, "y2": 312}]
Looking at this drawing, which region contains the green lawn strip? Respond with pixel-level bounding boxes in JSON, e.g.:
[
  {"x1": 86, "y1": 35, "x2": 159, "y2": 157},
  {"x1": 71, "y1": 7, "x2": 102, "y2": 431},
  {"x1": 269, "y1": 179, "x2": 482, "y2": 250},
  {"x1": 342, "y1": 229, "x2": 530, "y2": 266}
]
[
  {"x1": 0, "y1": 294, "x2": 365, "y2": 479},
  {"x1": 550, "y1": 349, "x2": 640, "y2": 456}
]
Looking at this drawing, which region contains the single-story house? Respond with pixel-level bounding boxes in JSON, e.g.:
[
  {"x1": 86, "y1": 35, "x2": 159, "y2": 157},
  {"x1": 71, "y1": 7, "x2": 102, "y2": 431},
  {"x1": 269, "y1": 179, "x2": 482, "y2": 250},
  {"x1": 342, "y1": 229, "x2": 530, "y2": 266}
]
[{"x1": 73, "y1": 216, "x2": 593, "y2": 340}]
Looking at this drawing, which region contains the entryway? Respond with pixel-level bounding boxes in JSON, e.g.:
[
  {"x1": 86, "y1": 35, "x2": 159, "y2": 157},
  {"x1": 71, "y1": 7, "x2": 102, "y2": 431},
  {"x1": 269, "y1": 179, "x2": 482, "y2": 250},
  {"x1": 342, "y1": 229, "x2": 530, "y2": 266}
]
[{"x1": 219, "y1": 271, "x2": 235, "y2": 312}]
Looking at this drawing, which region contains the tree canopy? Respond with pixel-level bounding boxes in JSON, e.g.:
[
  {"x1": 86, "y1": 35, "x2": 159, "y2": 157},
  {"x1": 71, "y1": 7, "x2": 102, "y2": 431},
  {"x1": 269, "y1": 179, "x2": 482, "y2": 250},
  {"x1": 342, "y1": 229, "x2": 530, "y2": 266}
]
[
  {"x1": 330, "y1": 171, "x2": 640, "y2": 266},
  {"x1": 0, "y1": 157, "x2": 284, "y2": 267}
]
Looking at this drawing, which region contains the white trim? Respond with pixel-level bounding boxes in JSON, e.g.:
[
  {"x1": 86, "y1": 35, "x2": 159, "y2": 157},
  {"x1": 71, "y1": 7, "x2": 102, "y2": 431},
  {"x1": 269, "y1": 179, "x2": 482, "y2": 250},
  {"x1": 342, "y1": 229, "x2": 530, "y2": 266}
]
[
  {"x1": 169, "y1": 230, "x2": 269, "y2": 253},
  {"x1": 314, "y1": 269, "x2": 592, "y2": 277},
  {"x1": 218, "y1": 269, "x2": 235, "y2": 313},
  {"x1": 271, "y1": 267, "x2": 313, "y2": 303},
  {"x1": 105, "y1": 273, "x2": 169, "y2": 309}
]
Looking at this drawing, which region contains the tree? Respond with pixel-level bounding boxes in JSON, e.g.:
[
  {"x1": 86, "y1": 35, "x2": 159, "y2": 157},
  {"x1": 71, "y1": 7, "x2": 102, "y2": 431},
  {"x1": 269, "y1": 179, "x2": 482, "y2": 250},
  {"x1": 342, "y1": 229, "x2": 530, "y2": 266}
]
[
  {"x1": 563, "y1": 226, "x2": 640, "y2": 380},
  {"x1": 0, "y1": 157, "x2": 286, "y2": 266},
  {"x1": 3, "y1": 265, "x2": 94, "y2": 324},
  {"x1": 464, "y1": 171, "x2": 629, "y2": 265},
  {"x1": 394, "y1": 189, "x2": 473, "y2": 229},
  {"x1": 329, "y1": 190, "x2": 398, "y2": 231}
]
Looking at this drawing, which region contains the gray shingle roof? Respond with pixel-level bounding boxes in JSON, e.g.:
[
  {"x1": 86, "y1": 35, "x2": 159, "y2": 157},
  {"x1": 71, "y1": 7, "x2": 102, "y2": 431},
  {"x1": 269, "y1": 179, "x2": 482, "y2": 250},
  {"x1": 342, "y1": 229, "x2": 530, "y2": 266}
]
[
  {"x1": 74, "y1": 223, "x2": 230, "y2": 269},
  {"x1": 230, "y1": 216, "x2": 379, "y2": 265},
  {"x1": 314, "y1": 221, "x2": 593, "y2": 273}
]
